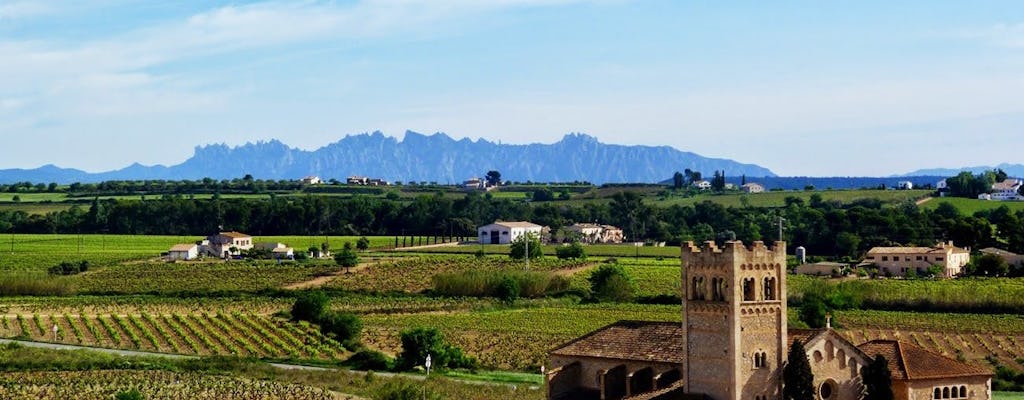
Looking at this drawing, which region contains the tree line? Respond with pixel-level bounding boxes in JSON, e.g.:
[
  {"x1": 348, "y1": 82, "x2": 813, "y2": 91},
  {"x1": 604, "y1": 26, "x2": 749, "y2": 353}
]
[{"x1": 2, "y1": 191, "x2": 1023, "y2": 257}]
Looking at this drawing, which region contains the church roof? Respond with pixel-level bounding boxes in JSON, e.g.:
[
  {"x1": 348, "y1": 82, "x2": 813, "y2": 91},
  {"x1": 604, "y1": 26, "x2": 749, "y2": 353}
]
[
  {"x1": 857, "y1": 340, "x2": 993, "y2": 380},
  {"x1": 550, "y1": 321, "x2": 686, "y2": 364}
]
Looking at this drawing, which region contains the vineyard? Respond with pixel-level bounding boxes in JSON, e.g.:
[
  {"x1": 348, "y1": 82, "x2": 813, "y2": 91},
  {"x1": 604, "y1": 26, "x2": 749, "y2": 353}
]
[
  {"x1": 72, "y1": 262, "x2": 339, "y2": 294},
  {"x1": 361, "y1": 304, "x2": 682, "y2": 370},
  {"x1": 0, "y1": 312, "x2": 345, "y2": 360},
  {"x1": 835, "y1": 309, "x2": 1024, "y2": 372},
  {"x1": 324, "y1": 255, "x2": 589, "y2": 293},
  {"x1": 410, "y1": 243, "x2": 681, "y2": 258},
  {"x1": 0, "y1": 370, "x2": 340, "y2": 400}
]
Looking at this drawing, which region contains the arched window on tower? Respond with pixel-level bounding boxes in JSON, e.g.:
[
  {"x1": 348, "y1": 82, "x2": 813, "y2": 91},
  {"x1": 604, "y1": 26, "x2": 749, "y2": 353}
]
[
  {"x1": 959, "y1": 386, "x2": 966, "y2": 397},
  {"x1": 692, "y1": 277, "x2": 706, "y2": 301},
  {"x1": 742, "y1": 278, "x2": 755, "y2": 301},
  {"x1": 763, "y1": 277, "x2": 776, "y2": 300},
  {"x1": 711, "y1": 278, "x2": 726, "y2": 301}
]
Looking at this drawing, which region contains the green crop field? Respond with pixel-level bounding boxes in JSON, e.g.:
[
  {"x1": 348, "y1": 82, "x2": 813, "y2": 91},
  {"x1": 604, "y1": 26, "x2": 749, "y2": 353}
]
[
  {"x1": 0, "y1": 202, "x2": 76, "y2": 215},
  {"x1": 411, "y1": 243, "x2": 680, "y2": 258},
  {"x1": 919, "y1": 197, "x2": 1024, "y2": 215},
  {"x1": 71, "y1": 262, "x2": 339, "y2": 294},
  {"x1": 650, "y1": 189, "x2": 932, "y2": 208}
]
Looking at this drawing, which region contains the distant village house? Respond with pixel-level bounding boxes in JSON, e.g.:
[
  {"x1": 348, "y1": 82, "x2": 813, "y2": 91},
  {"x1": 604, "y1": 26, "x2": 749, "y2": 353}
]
[
  {"x1": 201, "y1": 231, "x2": 253, "y2": 258},
  {"x1": 167, "y1": 243, "x2": 198, "y2": 261},
  {"x1": 478, "y1": 221, "x2": 543, "y2": 245},
  {"x1": 741, "y1": 182, "x2": 765, "y2": 193},
  {"x1": 563, "y1": 223, "x2": 624, "y2": 244},
  {"x1": 347, "y1": 176, "x2": 389, "y2": 186},
  {"x1": 300, "y1": 176, "x2": 322, "y2": 185},
  {"x1": 256, "y1": 242, "x2": 295, "y2": 259},
  {"x1": 864, "y1": 241, "x2": 970, "y2": 278},
  {"x1": 795, "y1": 261, "x2": 849, "y2": 277}
]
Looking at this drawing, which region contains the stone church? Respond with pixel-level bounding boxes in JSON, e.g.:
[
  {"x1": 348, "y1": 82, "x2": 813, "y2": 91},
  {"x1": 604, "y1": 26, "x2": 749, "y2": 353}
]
[{"x1": 546, "y1": 241, "x2": 992, "y2": 400}]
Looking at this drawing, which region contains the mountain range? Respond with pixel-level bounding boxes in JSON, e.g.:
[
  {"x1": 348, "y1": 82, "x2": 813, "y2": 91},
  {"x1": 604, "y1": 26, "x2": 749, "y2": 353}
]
[
  {"x1": 0, "y1": 132, "x2": 777, "y2": 184},
  {"x1": 899, "y1": 163, "x2": 1024, "y2": 178}
]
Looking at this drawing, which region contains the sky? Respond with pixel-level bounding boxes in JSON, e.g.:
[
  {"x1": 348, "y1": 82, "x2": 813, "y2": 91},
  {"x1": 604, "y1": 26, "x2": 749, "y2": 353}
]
[{"x1": 1, "y1": 0, "x2": 1023, "y2": 176}]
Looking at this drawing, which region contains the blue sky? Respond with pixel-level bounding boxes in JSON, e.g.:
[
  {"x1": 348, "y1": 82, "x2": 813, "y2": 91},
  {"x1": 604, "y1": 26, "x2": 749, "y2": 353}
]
[{"x1": 1, "y1": 1, "x2": 1022, "y2": 176}]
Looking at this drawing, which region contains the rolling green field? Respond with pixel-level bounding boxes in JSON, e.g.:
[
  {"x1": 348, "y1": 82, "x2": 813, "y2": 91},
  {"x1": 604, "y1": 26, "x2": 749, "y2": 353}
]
[
  {"x1": 919, "y1": 196, "x2": 1024, "y2": 215},
  {"x1": 649, "y1": 189, "x2": 931, "y2": 208}
]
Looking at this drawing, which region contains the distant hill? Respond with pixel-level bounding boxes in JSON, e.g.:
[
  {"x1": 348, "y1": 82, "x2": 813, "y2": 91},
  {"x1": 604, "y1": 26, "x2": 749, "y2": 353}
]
[
  {"x1": 0, "y1": 132, "x2": 776, "y2": 184},
  {"x1": 899, "y1": 163, "x2": 1024, "y2": 178}
]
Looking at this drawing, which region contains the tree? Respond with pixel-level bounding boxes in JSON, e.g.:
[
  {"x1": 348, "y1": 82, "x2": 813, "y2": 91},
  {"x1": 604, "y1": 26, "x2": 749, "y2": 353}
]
[
  {"x1": 395, "y1": 327, "x2": 476, "y2": 371},
  {"x1": 799, "y1": 293, "x2": 828, "y2": 328},
  {"x1": 589, "y1": 264, "x2": 636, "y2": 302},
  {"x1": 319, "y1": 311, "x2": 362, "y2": 345},
  {"x1": 783, "y1": 339, "x2": 815, "y2": 400},
  {"x1": 356, "y1": 236, "x2": 370, "y2": 251},
  {"x1": 495, "y1": 276, "x2": 520, "y2": 303},
  {"x1": 672, "y1": 171, "x2": 685, "y2": 190},
  {"x1": 334, "y1": 242, "x2": 360, "y2": 273},
  {"x1": 862, "y1": 355, "x2": 894, "y2": 400},
  {"x1": 485, "y1": 170, "x2": 502, "y2": 187},
  {"x1": 969, "y1": 253, "x2": 1009, "y2": 277},
  {"x1": 711, "y1": 170, "x2": 726, "y2": 192},
  {"x1": 509, "y1": 233, "x2": 542, "y2": 260},
  {"x1": 291, "y1": 291, "x2": 329, "y2": 322},
  {"x1": 556, "y1": 241, "x2": 587, "y2": 260}
]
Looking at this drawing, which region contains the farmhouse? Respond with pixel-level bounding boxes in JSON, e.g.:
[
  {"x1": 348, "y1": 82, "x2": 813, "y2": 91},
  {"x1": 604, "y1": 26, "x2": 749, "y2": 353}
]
[
  {"x1": 564, "y1": 223, "x2": 625, "y2": 244},
  {"x1": 478, "y1": 221, "x2": 543, "y2": 245},
  {"x1": 347, "y1": 176, "x2": 389, "y2": 186},
  {"x1": 990, "y1": 178, "x2": 1023, "y2": 201},
  {"x1": 694, "y1": 180, "x2": 712, "y2": 190},
  {"x1": 300, "y1": 176, "x2": 322, "y2": 185},
  {"x1": 741, "y1": 183, "x2": 765, "y2": 193},
  {"x1": 546, "y1": 241, "x2": 992, "y2": 400},
  {"x1": 979, "y1": 247, "x2": 1024, "y2": 268},
  {"x1": 464, "y1": 177, "x2": 485, "y2": 190},
  {"x1": 256, "y1": 242, "x2": 295, "y2": 259},
  {"x1": 203, "y1": 231, "x2": 253, "y2": 258},
  {"x1": 167, "y1": 243, "x2": 198, "y2": 261},
  {"x1": 864, "y1": 241, "x2": 970, "y2": 278}
]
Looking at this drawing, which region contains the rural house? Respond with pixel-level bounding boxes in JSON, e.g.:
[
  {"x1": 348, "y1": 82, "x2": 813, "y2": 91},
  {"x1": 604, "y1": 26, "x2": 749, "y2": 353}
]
[
  {"x1": 864, "y1": 241, "x2": 970, "y2": 278},
  {"x1": 477, "y1": 221, "x2": 543, "y2": 245},
  {"x1": 256, "y1": 242, "x2": 295, "y2": 259},
  {"x1": 795, "y1": 261, "x2": 849, "y2": 277},
  {"x1": 564, "y1": 223, "x2": 625, "y2": 244},
  {"x1": 990, "y1": 178, "x2": 1023, "y2": 201},
  {"x1": 167, "y1": 243, "x2": 198, "y2": 261},
  {"x1": 546, "y1": 241, "x2": 992, "y2": 400},
  {"x1": 979, "y1": 247, "x2": 1024, "y2": 268},
  {"x1": 741, "y1": 182, "x2": 765, "y2": 193},
  {"x1": 300, "y1": 176, "x2": 322, "y2": 185},
  {"x1": 202, "y1": 231, "x2": 253, "y2": 258}
]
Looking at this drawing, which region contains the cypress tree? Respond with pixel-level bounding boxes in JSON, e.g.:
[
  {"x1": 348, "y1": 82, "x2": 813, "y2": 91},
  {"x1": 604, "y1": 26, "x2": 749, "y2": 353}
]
[
  {"x1": 862, "y1": 355, "x2": 894, "y2": 400},
  {"x1": 783, "y1": 339, "x2": 815, "y2": 400}
]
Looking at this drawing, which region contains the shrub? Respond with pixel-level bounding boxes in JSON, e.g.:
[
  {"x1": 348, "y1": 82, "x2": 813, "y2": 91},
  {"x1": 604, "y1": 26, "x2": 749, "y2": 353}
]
[
  {"x1": 556, "y1": 241, "x2": 587, "y2": 260},
  {"x1": 290, "y1": 291, "x2": 328, "y2": 322},
  {"x1": 48, "y1": 261, "x2": 89, "y2": 276},
  {"x1": 356, "y1": 236, "x2": 370, "y2": 251},
  {"x1": 344, "y1": 349, "x2": 393, "y2": 371},
  {"x1": 495, "y1": 276, "x2": 520, "y2": 303},
  {"x1": 588, "y1": 264, "x2": 636, "y2": 302},
  {"x1": 115, "y1": 389, "x2": 143, "y2": 400},
  {"x1": 509, "y1": 233, "x2": 542, "y2": 260},
  {"x1": 319, "y1": 311, "x2": 362, "y2": 345},
  {"x1": 395, "y1": 327, "x2": 477, "y2": 371}
]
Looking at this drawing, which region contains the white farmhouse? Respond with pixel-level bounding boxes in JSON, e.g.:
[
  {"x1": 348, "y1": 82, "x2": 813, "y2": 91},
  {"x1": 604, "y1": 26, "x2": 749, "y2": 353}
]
[
  {"x1": 478, "y1": 221, "x2": 543, "y2": 245},
  {"x1": 203, "y1": 231, "x2": 253, "y2": 258},
  {"x1": 300, "y1": 176, "x2": 322, "y2": 185},
  {"x1": 897, "y1": 180, "x2": 914, "y2": 190},
  {"x1": 693, "y1": 180, "x2": 712, "y2": 190},
  {"x1": 740, "y1": 183, "x2": 764, "y2": 193},
  {"x1": 167, "y1": 244, "x2": 199, "y2": 261},
  {"x1": 991, "y1": 178, "x2": 1023, "y2": 201}
]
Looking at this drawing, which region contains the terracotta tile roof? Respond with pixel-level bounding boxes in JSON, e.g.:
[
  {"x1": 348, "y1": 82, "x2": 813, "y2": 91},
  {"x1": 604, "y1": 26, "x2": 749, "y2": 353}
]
[
  {"x1": 219, "y1": 231, "x2": 251, "y2": 238},
  {"x1": 787, "y1": 328, "x2": 826, "y2": 348},
  {"x1": 857, "y1": 340, "x2": 992, "y2": 380},
  {"x1": 169, "y1": 244, "x2": 196, "y2": 252},
  {"x1": 980, "y1": 247, "x2": 1020, "y2": 257},
  {"x1": 550, "y1": 321, "x2": 686, "y2": 364},
  {"x1": 993, "y1": 179, "x2": 1022, "y2": 191}
]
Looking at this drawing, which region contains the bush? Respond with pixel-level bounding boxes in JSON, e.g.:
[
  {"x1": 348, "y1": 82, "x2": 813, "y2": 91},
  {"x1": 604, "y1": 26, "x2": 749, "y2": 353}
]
[
  {"x1": 319, "y1": 311, "x2": 362, "y2": 345},
  {"x1": 48, "y1": 261, "x2": 89, "y2": 276},
  {"x1": 509, "y1": 233, "x2": 542, "y2": 260},
  {"x1": 115, "y1": 389, "x2": 143, "y2": 400},
  {"x1": 588, "y1": 264, "x2": 636, "y2": 302},
  {"x1": 555, "y1": 242, "x2": 587, "y2": 260},
  {"x1": 356, "y1": 236, "x2": 370, "y2": 251},
  {"x1": 395, "y1": 327, "x2": 477, "y2": 371},
  {"x1": 495, "y1": 276, "x2": 520, "y2": 303},
  {"x1": 431, "y1": 270, "x2": 568, "y2": 299},
  {"x1": 290, "y1": 291, "x2": 328, "y2": 322},
  {"x1": 344, "y1": 349, "x2": 393, "y2": 371}
]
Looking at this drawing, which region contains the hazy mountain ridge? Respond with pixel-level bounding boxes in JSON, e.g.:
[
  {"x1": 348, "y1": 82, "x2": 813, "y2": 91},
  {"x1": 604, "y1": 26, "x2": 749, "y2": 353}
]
[
  {"x1": 0, "y1": 132, "x2": 776, "y2": 184},
  {"x1": 899, "y1": 163, "x2": 1024, "y2": 178}
]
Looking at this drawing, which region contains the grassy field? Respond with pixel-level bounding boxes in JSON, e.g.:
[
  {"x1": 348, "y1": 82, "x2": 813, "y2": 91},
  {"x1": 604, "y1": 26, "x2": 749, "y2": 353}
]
[
  {"x1": 919, "y1": 196, "x2": 1024, "y2": 215},
  {"x1": 996, "y1": 392, "x2": 1024, "y2": 400},
  {"x1": 411, "y1": 243, "x2": 680, "y2": 258},
  {"x1": 649, "y1": 189, "x2": 932, "y2": 208}
]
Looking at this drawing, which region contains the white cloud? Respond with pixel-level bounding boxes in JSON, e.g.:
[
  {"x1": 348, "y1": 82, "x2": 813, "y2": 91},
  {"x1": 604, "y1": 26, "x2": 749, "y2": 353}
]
[{"x1": 957, "y1": 22, "x2": 1024, "y2": 47}]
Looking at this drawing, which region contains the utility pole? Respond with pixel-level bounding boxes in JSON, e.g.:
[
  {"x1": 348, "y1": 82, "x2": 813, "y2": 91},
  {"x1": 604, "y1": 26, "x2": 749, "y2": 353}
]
[
  {"x1": 525, "y1": 233, "x2": 530, "y2": 271},
  {"x1": 777, "y1": 216, "x2": 786, "y2": 242}
]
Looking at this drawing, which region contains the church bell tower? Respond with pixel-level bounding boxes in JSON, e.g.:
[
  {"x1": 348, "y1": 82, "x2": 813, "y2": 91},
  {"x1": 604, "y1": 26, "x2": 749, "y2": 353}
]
[{"x1": 681, "y1": 240, "x2": 788, "y2": 400}]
